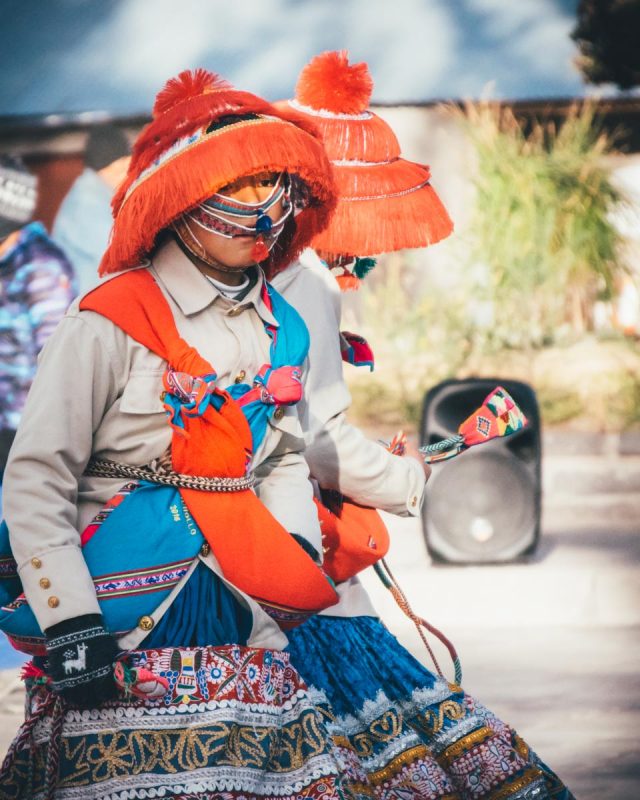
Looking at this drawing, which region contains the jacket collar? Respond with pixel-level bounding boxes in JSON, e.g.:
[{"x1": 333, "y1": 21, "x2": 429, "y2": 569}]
[{"x1": 151, "y1": 237, "x2": 278, "y2": 327}]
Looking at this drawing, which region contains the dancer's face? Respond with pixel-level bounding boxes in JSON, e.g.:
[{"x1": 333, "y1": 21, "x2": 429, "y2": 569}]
[{"x1": 184, "y1": 171, "x2": 286, "y2": 272}]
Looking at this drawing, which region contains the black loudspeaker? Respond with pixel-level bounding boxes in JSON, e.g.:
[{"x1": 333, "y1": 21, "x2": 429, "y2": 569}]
[{"x1": 420, "y1": 378, "x2": 541, "y2": 563}]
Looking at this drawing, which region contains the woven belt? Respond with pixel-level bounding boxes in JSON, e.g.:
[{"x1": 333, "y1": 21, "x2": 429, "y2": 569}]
[{"x1": 85, "y1": 457, "x2": 255, "y2": 492}]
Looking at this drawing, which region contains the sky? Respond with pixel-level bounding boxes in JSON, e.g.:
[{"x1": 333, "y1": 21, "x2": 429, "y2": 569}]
[{"x1": 0, "y1": 0, "x2": 590, "y2": 117}]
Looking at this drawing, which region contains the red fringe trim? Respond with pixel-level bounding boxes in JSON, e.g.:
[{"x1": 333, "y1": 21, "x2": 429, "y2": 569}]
[
  {"x1": 113, "y1": 90, "x2": 279, "y2": 216},
  {"x1": 331, "y1": 159, "x2": 431, "y2": 197},
  {"x1": 101, "y1": 118, "x2": 336, "y2": 276},
  {"x1": 313, "y1": 182, "x2": 454, "y2": 256},
  {"x1": 276, "y1": 103, "x2": 400, "y2": 164}
]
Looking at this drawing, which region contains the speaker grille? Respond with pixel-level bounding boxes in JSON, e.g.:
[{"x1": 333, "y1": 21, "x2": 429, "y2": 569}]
[{"x1": 427, "y1": 447, "x2": 537, "y2": 561}]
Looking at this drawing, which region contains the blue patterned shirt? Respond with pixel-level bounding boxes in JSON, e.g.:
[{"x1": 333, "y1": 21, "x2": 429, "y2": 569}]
[{"x1": 0, "y1": 222, "x2": 77, "y2": 432}]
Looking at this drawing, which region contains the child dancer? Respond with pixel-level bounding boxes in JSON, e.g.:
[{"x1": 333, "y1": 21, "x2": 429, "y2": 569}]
[
  {"x1": 0, "y1": 69, "x2": 348, "y2": 799},
  {"x1": 278, "y1": 51, "x2": 574, "y2": 800}
]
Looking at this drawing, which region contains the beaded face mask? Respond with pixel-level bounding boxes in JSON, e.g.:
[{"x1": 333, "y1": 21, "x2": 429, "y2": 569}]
[
  {"x1": 186, "y1": 173, "x2": 292, "y2": 240},
  {"x1": 179, "y1": 172, "x2": 294, "y2": 263}
]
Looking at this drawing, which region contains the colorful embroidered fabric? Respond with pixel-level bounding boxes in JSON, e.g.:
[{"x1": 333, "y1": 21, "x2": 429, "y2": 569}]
[
  {"x1": 156, "y1": 279, "x2": 307, "y2": 453},
  {"x1": 0, "y1": 222, "x2": 76, "y2": 442},
  {"x1": 340, "y1": 331, "x2": 374, "y2": 371},
  {"x1": 0, "y1": 645, "x2": 349, "y2": 800},
  {"x1": 0, "y1": 482, "x2": 207, "y2": 650},
  {"x1": 79, "y1": 269, "x2": 337, "y2": 619},
  {"x1": 420, "y1": 386, "x2": 529, "y2": 464},
  {"x1": 288, "y1": 615, "x2": 575, "y2": 800},
  {"x1": 0, "y1": 267, "x2": 337, "y2": 649}
]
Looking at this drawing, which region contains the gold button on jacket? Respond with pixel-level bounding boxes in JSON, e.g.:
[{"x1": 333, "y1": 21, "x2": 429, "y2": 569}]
[{"x1": 138, "y1": 615, "x2": 154, "y2": 632}]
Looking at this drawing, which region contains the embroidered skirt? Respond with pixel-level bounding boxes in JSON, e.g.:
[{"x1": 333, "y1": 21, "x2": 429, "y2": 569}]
[
  {"x1": 0, "y1": 645, "x2": 347, "y2": 800},
  {"x1": 287, "y1": 616, "x2": 575, "y2": 800}
]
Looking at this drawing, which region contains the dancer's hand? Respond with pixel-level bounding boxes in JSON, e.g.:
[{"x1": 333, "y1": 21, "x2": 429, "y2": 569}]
[
  {"x1": 403, "y1": 440, "x2": 432, "y2": 482},
  {"x1": 45, "y1": 613, "x2": 120, "y2": 708}
]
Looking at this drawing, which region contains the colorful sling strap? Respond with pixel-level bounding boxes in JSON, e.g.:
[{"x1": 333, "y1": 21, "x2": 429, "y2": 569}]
[
  {"x1": 80, "y1": 268, "x2": 338, "y2": 617},
  {"x1": 420, "y1": 386, "x2": 529, "y2": 463},
  {"x1": 340, "y1": 331, "x2": 374, "y2": 371}
]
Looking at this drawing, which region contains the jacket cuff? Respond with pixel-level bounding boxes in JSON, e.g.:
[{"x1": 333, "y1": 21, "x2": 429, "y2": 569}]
[
  {"x1": 17, "y1": 545, "x2": 101, "y2": 630},
  {"x1": 387, "y1": 456, "x2": 427, "y2": 517},
  {"x1": 405, "y1": 456, "x2": 427, "y2": 516}
]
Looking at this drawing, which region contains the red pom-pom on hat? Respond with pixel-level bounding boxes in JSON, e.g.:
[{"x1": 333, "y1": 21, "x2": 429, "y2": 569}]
[
  {"x1": 153, "y1": 68, "x2": 232, "y2": 117},
  {"x1": 295, "y1": 50, "x2": 373, "y2": 115}
]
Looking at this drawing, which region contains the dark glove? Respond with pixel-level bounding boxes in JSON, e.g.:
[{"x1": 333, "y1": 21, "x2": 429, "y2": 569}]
[{"x1": 45, "y1": 613, "x2": 120, "y2": 708}]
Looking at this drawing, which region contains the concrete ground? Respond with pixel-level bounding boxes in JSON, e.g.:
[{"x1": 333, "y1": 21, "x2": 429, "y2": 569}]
[
  {"x1": 358, "y1": 509, "x2": 640, "y2": 800},
  {"x1": 0, "y1": 447, "x2": 638, "y2": 798}
]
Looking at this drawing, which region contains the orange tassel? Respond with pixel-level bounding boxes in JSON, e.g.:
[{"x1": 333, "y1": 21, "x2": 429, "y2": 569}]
[
  {"x1": 295, "y1": 51, "x2": 373, "y2": 115},
  {"x1": 153, "y1": 69, "x2": 231, "y2": 117},
  {"x1": 251, "y1": 235, "x2": 270, "y2": 262},
  {"x1": 335, "y1": 274, "x2": 361, "y2": 291},
  {"x1": 113, "y1": 90, "x2": 279, "y2": 216}
]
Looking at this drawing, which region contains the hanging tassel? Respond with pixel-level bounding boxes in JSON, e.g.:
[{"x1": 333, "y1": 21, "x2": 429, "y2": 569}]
[
  {"x1": 251, "y1": 235, "x2": 270, "y2": 262},
  {"x1": 353, "y1": 256, "x2": 377, "y2": 279},
  {"x1": 385, "y1": 430, "x2": 407, "y2": 455},
  {"x1": 335, "y1": 273, "x2": 361, "y2": 291},
  {"x1": 0, "y1": 689, "x2": 61, "y2": 799}
]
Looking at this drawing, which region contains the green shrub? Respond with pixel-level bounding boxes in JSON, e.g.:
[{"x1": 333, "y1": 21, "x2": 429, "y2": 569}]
[{"x1": 455, "y1": 101, "x2": 626, "y2": 349}]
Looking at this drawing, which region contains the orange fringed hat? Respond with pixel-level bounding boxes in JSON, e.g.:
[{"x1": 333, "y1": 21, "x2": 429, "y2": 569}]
[
  {"x1": 282, "y1": 51, "x2": 453, "y2": 258},
  {"x1": 99, "y1": 69, "x2": 336, "y2": 277}
]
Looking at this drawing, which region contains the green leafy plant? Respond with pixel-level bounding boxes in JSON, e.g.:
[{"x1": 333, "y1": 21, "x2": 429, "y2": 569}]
[
  {"x1": 456, "y1": 101, "x2": 625, "y2": 350},
  {"x1": 344, "y1": 103, "x2": 639, "y2": 434}
]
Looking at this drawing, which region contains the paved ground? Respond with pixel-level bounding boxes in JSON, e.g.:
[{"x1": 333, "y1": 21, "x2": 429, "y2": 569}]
[
  {"x1": 0, "y1": 461, "x2": 638, "y2": 798},
  {"x1": 355, "y1": 500, "x2": 640, "y2": 800}
]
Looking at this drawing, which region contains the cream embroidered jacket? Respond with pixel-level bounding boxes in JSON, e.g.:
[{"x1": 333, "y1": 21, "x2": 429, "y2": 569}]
[{"x1": 3, "y1": 238, "x2": 323, "y2": 649}]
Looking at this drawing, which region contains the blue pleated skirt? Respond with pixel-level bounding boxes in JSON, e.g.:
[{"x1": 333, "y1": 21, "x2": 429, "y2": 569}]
[
  {"x1": 142, "y1": 561, "x2": 252, "y2": 649},
  {"x1": 287, "y1": 614, "x2": 575, "y2": 800},
  {"x1": 133, "y1": 561, "x2": 575, "y2": 799}
]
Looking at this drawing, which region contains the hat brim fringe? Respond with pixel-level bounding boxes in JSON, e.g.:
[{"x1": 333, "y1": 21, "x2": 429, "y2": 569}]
[
  {"x1": 100, "y1": 119, "x2": 335, "y2": 276},
  {"x1": 312, "y1": 181, "x2": 453, "y2": 257}
]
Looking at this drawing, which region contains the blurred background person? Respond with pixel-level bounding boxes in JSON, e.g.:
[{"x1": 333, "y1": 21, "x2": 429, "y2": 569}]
[
  {"x1": 52, "y1": 123, "x2": 130, "y2": 294},
  {"x1": 0, "y1": 156, "x2": 76, "y2": 493}
]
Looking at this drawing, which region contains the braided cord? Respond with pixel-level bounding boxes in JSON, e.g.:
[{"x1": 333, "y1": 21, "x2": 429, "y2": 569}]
[
  {"x1": 85, "y1": 458, "x2": 254, "y2": 492},
  {"x1": 0, "y1": 689, "x2": 59, "y2": 793},
  {"x1": 419, "y1": 434, "x2": 464, "y2": 454},
  {"x1": 374, "y1": 559, "x2": 463, "y2": 686},
  {"x1": 44, "y1": 696, "x2": 65, "y2": 800}
]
